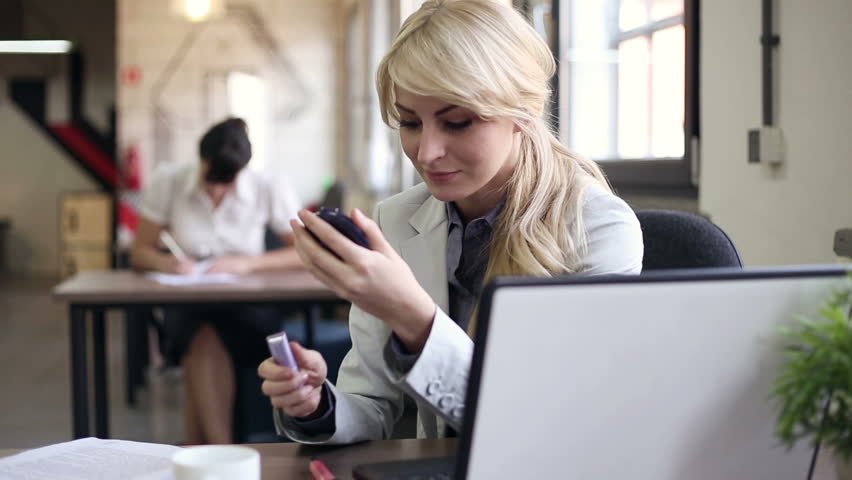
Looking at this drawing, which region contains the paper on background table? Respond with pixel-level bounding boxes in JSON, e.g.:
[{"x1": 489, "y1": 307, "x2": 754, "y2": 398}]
[
  {"x1": 145, "y1": 271, "x2": 238, "y2": 286},
  {"x1": 0, "y1": 437, "x2": 183, "y2": 480},
  {"x1": 143, "y1": 258, "x2": 240, "y2": 286}
]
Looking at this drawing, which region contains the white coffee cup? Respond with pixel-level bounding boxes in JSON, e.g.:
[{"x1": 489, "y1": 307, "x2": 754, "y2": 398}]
[{"x1": 172, "y1": 445, "x2": 260, "y2": 480}]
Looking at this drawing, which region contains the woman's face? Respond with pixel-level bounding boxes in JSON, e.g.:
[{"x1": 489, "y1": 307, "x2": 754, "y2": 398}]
[{"x1": 395, "y1": 88, "x2": 520, "y2": 219}]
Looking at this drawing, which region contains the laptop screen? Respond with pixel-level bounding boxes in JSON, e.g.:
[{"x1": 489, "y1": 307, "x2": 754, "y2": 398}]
[{"x1": 457, "y1": 266, "x2": 848, "y2": 480}]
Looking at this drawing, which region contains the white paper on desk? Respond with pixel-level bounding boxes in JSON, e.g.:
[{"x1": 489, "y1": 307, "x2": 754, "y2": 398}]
[
  {"x1": 0, "y1": 437, "x2": 182, "y2": 480},
  {"x1": 145, "y1": 271, "x2": 238, "y2": 286}
]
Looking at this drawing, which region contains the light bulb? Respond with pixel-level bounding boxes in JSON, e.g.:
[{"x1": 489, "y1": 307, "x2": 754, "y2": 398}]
[{"x1": 185, "y1": 0, "x2": 212, "y2": 22}]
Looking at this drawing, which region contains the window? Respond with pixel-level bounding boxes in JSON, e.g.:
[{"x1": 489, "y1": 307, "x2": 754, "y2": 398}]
[
  {"x1": 550, "y1": 0, "x2": 698, "y2": 188},
  {"x1": 204, "y1": 71, "x2": 268, "y2": 172},
  {"x1": 227, "y1": 72, "x2": 267, "y2": 172}
]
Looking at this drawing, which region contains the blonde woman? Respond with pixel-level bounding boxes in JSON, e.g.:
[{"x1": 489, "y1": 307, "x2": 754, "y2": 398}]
[{"x1": 258, "y1": 0, "x2": 643, "y2": 444}]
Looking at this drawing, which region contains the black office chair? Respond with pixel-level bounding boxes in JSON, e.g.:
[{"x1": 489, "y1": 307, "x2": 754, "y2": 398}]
[
  {"x1": 319, "y1": 181, "x2": 346, "y2": 210},
  {"x1": 635, "y1": 209, "x2": 743, "y2": 270}
]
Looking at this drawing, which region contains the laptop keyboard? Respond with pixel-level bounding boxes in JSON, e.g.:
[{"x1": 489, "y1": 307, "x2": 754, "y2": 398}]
[
  {"x1": 378, "y1": 474, "x2": 450, "y2": 480},
  {"x1": 352, "y1": 456, "x2": 455, "y2": 480}
]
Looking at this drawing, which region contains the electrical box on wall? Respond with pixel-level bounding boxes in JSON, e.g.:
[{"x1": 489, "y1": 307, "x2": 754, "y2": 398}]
[
  {"x1": 836, "y1": 229, "x2": 852, "y2": 258},
  {"x1": 747, "y1": 126, "x2": 785, "y2": 167}
]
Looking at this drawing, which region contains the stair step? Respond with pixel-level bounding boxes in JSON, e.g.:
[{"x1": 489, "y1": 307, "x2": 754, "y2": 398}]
[{"x1": 51, "y1": 124, "x2": 117, "y2": 188}]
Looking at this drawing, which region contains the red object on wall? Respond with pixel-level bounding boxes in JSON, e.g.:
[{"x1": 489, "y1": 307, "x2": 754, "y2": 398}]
[
  {"x1": 118, "y1": 201, "x2": 139, "y2": 231},
  {"x1": 118, "y1": 144, "x2": 143, "y2": 235},
  {"x1": 123, "y1": 144, "x2": 142, "y2": 190},
  {"x1": 120, "y1": 65, "x2": 143, "y2": 87}
]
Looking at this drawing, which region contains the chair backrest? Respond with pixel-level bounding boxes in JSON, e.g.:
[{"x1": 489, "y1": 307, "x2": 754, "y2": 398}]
[
  {"x1": 635, "y1": 209, "x2": 743, "y2": 270},
  {"x1": 264, "y1": 226, "x2": 285, "y2": 251},
  {"x1": 320, "y1": 181, "x2": 346, "y2": 210}
]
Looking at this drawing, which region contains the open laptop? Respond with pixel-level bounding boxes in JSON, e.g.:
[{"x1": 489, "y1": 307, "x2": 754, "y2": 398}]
[{"x1": 354, "y1": 265, "x2": 849, "y2": 480}]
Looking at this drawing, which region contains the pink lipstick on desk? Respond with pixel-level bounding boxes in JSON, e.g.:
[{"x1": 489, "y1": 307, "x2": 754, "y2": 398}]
[{"x1": 309, "y1": 457, "x2": 337, "y2": 480}]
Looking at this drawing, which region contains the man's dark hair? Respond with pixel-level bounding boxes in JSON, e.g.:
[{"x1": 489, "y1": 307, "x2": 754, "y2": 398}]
[{"x1": 199, "y1": 117, "x2": 252, "y2": 183}]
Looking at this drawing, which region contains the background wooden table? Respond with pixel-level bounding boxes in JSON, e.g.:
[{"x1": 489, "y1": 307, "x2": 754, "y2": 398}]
[{"x1": 52, "y1": 269, "x2": 342, "y2": 440}]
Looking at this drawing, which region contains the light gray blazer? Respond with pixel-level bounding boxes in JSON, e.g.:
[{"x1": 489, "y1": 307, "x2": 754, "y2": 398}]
[{"x1": 274, "y1": 181, "x2": 643, "y2": 444}]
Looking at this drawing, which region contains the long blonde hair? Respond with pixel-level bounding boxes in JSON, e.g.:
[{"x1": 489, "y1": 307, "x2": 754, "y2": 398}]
[{"x1": 377, "y1": 0, "x2": 611, "y2": 328}]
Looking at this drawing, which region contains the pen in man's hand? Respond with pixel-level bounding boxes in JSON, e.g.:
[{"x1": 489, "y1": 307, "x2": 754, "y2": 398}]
[
  {"x1": 309, "y1": 457, "x2": 337, "y2": 480},
  {"x1": 159, "y1": 231, "x2": 188, "y2": 261}
]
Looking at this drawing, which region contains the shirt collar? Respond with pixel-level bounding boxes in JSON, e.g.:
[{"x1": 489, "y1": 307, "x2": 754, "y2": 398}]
[
  {"x1": 233, "y1": 168, "x2": 252, "y2": 204},
  {"x1": 181, "y1": 162, "x2": 202, "y2": 197},
  {"x1": 445, "y1": 198, "x2": 506, "y2": 230}
]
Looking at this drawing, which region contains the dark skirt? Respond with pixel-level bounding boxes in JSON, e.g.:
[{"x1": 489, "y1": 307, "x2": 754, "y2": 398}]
[{"x1": 160, "y1": 305, "x2": 283, "y2": 368}]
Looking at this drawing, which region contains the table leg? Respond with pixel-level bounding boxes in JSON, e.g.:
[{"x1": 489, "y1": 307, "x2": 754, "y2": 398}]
[
  {"x1": 92, "y1": 308, "x2": 109, "y2": 438},
  {"x1": 125, "y1": 308, "x2": 144, "y2": 406},
  {"x1": 70, "y1": 305, "x2": 89, "y2": 439}
]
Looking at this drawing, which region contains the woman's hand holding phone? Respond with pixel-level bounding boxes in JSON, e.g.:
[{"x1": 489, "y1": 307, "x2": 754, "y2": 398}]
[
  {"x1": 258, "y1": 342, "x2": 328, "y2": 419},
  {"x1": 290, "y1": 208, "x2": 436, "y2": 353}
]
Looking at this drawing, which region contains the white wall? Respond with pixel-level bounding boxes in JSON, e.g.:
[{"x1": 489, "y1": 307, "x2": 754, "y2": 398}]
[
  {"x1": 699, "y1": 0, "x2": 852, "y2": 265},
  {"x1": 0, "y1": 96, "x2": 99, "y2": 276},
  {"x1": 119, "y1": 0, "x2": 340, "y2": 206}
]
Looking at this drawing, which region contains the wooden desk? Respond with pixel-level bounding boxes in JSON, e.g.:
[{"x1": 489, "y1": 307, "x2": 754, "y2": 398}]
[
  {"x1": 256, "y1": 438, "x2": 456, "y2": 479},
  {"x1": 53, "y1": 270, "x2": 341, "y2": 440},
  {"x1": 0, "y1": 438, "x2": 842, "y2": 479},
  {"x1": 0, "y1": 439, "x2": 456, "y2": 478},
  {"x1": 0, "y1": 449, "x2": 20, "y2": 459},
  {"x1": 253, "y1": 439, "x2": 836, "y2": 480}
]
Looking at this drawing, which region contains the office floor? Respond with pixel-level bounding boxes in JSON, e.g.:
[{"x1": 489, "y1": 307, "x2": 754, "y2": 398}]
[{"x1": 0, "y1": 274, "x2": 184, "y2": 449}]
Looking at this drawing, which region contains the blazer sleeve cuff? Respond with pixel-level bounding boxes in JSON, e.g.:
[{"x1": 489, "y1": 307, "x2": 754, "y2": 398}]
[
  {"x1": 275, "y1": 379, "x2": 394, "y2": 444},
  {"x1": 274, "y1": 380, "x2": 337, "y2": 443},
  {"x1": 384, "y1": 306, "x2": 472, "y2": 430},
  {"x1": 383, "y1": 332, "x2": 421, "y2": 374}
]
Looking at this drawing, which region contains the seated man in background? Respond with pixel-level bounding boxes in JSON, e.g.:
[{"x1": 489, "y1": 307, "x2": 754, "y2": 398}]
[{"x1": 131, "y1": 117, "x2": 304, "y2": 444}]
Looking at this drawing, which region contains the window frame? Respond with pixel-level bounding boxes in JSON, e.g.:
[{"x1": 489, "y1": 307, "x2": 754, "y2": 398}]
[{"x1": 553, "y1": 0, "x2": 700, "y2": 189}]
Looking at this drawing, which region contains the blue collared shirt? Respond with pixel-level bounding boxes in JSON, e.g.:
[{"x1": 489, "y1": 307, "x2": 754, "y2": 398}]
[
  {"x1": 444, "y1": 199, "x2": 504, "y2": 333},
  {"x1": 384, "y1": 199, "x2": 504, "y2": 371}
]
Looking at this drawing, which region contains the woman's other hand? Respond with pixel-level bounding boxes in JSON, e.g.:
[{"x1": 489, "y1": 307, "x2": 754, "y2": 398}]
[
  {"x1": 291, "y1": 208, "x2": 436, "y2": 353},
  {"x1": 258, "y1": 342, "x2": 328, "y2": 419}
]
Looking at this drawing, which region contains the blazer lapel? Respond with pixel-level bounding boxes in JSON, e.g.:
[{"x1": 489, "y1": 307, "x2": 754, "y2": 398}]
[{"x1": 399, "y1": 195, "x2": 450, "y2": 319}]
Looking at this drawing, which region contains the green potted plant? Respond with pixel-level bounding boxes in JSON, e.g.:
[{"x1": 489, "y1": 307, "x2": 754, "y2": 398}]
[{"x1": 773, "y1": 275, "x2": 852, "y2": 478}]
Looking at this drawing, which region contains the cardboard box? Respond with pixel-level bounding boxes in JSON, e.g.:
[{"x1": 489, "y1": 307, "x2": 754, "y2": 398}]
[
  {"x1": 61, "y1": 192, "x2": 113, "y2": 248},
  {"x1": 60, "y1": 248, "x2": 112, "y2": 280}
]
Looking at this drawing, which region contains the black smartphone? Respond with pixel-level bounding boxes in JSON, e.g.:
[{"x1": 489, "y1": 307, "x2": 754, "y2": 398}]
[{"x1": 311, "y1": 207, "x2": 371, "y2": 250}]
